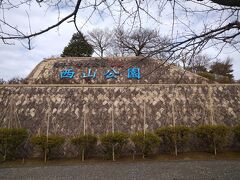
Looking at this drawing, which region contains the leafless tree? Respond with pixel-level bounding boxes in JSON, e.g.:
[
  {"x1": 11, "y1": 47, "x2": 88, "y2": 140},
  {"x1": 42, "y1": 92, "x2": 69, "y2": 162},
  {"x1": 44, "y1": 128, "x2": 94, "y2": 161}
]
[
  {"x1": 190, "y1": 55, "x2": 211, "y2": 72},
  {"x1": 178, "y1": 52, "x2": 189, "y2": 70},
  {"x1": 106, "y1": 37, "x2": 126, "y2": 57},
  {"x1": 179, "y1": 53, "x2": 211, "y2": 72},
  {"x1": 0, "y1": 78, "x2": 6, "y2": 84},
  {"x1": 0, "y1": 0, "x2": 239, "y2": 65},
  {"x1": 114, "y1": 28, "x2": 170, "y2": 58},
  {"x1": 7, "y1": 77, "x2": 26, "y2": 84},
  {"x1": 88, "y1": 28, "x2": 113, "y2": 57}
]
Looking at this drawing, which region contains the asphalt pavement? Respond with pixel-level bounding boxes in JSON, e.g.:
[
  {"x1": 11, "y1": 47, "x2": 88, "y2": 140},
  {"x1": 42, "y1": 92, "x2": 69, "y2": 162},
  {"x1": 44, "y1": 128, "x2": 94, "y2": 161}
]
[{"x1": 1, "y1": 160, "x2": 240, "y2": 180}]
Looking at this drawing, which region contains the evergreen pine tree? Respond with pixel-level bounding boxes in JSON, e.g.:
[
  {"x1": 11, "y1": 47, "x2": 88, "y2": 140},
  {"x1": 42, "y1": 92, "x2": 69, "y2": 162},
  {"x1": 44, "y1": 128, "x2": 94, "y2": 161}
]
[
  {"x1": 209, "y1": 58, "x2": 234, "y2": 81},
  {"x1": 61, "y1": 32, "x2": 93, "y2": 57}
]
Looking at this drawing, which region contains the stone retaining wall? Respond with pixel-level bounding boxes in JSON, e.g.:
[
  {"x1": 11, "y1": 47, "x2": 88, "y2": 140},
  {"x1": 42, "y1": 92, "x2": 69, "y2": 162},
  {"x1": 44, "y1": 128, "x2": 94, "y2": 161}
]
[{"x1": 0, "y1": 84, "x2": 239, "y2": 136}]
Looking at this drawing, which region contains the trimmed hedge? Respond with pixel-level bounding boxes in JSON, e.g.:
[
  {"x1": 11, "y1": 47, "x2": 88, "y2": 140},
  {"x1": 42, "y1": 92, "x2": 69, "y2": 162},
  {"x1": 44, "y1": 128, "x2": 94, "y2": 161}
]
[
  {"x1": 194, "y1": 125, "x2": 229, "y2": 155},
  {"x1": 233, "y1": 125, "x2": 240, "y2": 149},
  {"x1": 0, "y1": 128, "x2": 28, "y2": 161},
  {"x1": 31, "y1": 135, "x2": 65, "y2": 162},
  {"x1": 131, "y1": 131, "x2": 160, "y2": 158},
  {"x1": 156, "y1": 126, "x2": 190, "y2": 156},
  {"x1": 1, "y1": 125, "x2": 240, "y2": 162},
  {"x1": 100, "y1": 132, "x2": 128, "y2": 161},
  {"x1": 71, "y1": 134, "x2": 98, "y2": 161}
]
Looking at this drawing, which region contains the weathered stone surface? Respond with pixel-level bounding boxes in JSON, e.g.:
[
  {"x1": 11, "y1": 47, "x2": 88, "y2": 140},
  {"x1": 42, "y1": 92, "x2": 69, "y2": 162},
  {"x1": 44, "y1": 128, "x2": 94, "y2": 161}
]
[
  {"x1": 26, "y1": 57, "x2": 211, "y2": 84},
  {"x1": 0, "y1": 84, "x2": 239, "y2": 136}
]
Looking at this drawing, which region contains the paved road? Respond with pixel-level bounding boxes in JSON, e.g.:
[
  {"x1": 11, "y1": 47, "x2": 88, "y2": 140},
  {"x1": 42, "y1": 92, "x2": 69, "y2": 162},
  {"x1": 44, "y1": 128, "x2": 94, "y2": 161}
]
[{"x1": 1, "y1": 160, "x2": 240, "y2": 180}]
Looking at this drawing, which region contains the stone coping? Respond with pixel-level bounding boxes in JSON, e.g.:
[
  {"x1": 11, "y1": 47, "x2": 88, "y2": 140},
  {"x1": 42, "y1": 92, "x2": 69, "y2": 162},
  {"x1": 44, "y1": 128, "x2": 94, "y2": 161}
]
[{"x1": 0, "y1": 84, "x2": 239, "y2": 88}]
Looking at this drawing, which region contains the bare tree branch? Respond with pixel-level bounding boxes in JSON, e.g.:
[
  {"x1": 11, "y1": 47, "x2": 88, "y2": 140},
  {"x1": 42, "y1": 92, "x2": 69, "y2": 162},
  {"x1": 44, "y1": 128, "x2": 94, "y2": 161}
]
[{"x1": 1, "y1": 0, "x2": 82, "y2": 40}]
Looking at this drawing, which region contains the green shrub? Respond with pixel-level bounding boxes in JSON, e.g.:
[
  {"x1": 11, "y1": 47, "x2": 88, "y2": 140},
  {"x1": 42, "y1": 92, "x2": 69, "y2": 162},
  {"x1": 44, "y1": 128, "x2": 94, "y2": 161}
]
[
  {"x1": 194, "y1": 125, "x2": 229, "y2": 155},
  {"x1": 31, "y1": 135, "x2": 65, "y2": 162},
  {"x1": 233, "y1": 125, "x2": 240, "y2": 149},
  {"x1": 0, "y1": 128, "x2": 28, "y2": 161},
  {"x1": 155, "y1": 126, "x2": 190, "y2": 156},
  {"x1": 197, "y1": 72, "x2": 215, "y2": 82},
  {"x1": 131, "y1": 131, "x2": 160, "y2": 158},
  {"x1": 216, "y1": 76, "x2": 234, "y2": 84},
  {"x1": 100, "y1": 132, "x2": 128, "y2": 161},
  {"x1": 71, "y1": 134, "x2": 98, "y2": 161}
]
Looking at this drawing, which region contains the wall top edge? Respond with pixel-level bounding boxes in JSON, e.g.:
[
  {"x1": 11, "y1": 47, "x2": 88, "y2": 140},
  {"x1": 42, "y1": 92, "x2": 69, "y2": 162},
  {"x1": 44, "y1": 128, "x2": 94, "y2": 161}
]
[{"x1": 0, "y1": 84, "x2": 239, "y2": 88}]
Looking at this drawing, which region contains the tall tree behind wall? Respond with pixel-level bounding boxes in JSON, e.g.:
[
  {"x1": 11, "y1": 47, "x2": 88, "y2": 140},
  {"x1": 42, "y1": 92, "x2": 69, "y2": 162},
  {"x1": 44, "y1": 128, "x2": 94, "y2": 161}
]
[
  {"x1": 61, "y1": 32, "x2": 94, "y2": 57},
  {"x1": 114, "y1": 28, "x2": 170, "y2": 58},
  {"x1": 87, "y1": 29, "x2": 113, "y2": 57},
  {"x1": 210, "y1": 58, "x2": 234, "y2": 83}
]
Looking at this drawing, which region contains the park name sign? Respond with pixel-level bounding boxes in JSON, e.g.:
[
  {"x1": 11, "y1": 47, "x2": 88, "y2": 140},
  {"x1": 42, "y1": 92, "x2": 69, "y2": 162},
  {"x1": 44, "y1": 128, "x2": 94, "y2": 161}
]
[{"x1": 54, "y1": 60, "x2": 141, "y2": 81}]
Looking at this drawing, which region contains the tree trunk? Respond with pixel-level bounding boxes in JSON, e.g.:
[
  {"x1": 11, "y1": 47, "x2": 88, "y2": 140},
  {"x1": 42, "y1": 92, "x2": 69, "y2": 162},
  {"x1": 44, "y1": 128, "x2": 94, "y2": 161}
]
[
  {"x1": 213, "y1": 139, "x2": 217, "y2": 156},
  {"x1": 44, "y1": 148, "x2": 47, "y2": 163},
  {"x1": 174, "y1": 140, "x2": 178, "y2": 156},
  {"x1": 135, "y1": 51, "x2": 142, "y2": 56},
  {"x1": 112, "y1": 145, "x2": 115, "y2": 161},
  {"x1": 3, "y1": 148, "x2": 6, "y2": 161},
  {"x1": 81, "y1": 149, "x2": 85, "y2": 162}
]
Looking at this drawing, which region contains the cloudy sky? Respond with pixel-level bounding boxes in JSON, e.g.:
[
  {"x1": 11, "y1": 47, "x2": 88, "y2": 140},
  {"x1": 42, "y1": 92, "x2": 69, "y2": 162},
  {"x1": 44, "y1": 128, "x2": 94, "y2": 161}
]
[{"x1": 0, "y1": 0, "x2": 239, "y2": 81}]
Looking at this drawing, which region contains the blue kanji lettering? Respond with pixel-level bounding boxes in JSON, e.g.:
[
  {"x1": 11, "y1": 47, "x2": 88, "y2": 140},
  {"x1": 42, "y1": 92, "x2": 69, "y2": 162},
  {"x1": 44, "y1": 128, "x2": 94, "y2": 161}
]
[
  {"x1": 82, "y1": 68, "x2": 97, "y2": 79},
  {"x1": 60, "y1": 69, "x2": 75, "y2": 79},
  {"x1": 104, "y1": 69, "x2": 120, "y2": 79},
  {"x1": 128, "y1": 68, "x2": 141, "y2": 79}
]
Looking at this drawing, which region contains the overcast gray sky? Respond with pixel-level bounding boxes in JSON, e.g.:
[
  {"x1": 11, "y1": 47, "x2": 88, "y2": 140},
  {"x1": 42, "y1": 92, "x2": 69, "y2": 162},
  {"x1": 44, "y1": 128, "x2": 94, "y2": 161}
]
[{"x1": 0, "y1": 1, "x2": 239, "y2": 81}]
